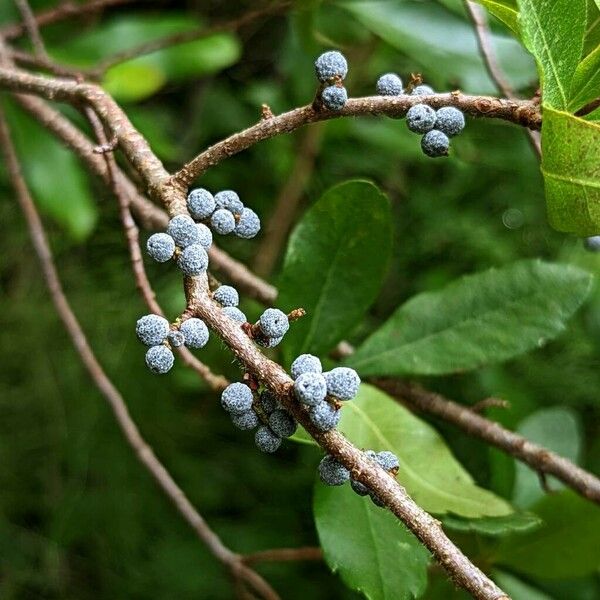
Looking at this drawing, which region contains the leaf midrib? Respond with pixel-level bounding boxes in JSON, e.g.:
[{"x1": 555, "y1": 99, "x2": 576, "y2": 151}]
[{"x1": 352, "y1": 282, "x2": 575, "y2": 370}]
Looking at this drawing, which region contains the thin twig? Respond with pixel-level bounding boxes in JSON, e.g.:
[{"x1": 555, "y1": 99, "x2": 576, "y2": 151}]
[
  {"x1": 14, "y1": 0, "x2": 50, "y2": 61},
  {"x1": 0, "y1": 105, "x2": 278, "y2": 600},
  {"x1": 464, "y1": 0, "x2": 541, "y2": 157},
  {"x1": 2, "y1": 0, "x2": 138, "y2": 40},
  {"x1": 253, "y1": 124, "x2": 323, "y2": 277},
  {"x1": 378, "y1": 380, "x2": 600, "y2": 505},
  {"x1": 83, "y1": 106, "x2": 228, "y2": 391},
  {"x1": 87, "y1": 1, "x2": 291, "y2": 77}
]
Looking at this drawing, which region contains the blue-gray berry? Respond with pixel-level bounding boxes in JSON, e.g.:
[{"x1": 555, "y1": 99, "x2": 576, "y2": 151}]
[
  {"x1": 231, "y1": 410, "x2": 259, "y2": 431},
  {"x1": 324, "y1": 367, "x2": 360, "y2": 400},
  {"x1": 322, "y1": 85, "x2": 347, "y2": 111},
  {"x1": 435, "y1": 106, "x2": 465, "y2": 137},
  {"x1": 315, "y1": 50, "x2": 348, "y2": 82},
  {"x1": 290, "y1": 354, "x2": 322, "y2": 380},
  {"x1": 196, "y1": 223, "x2": 213, "y2": 249},
  {"x1": 259, "y1": 390, "x2": 279, "y2": 415},
  {"x1": 421, "y1": 130, "x2": 450, "y2": 158},
  {"x1": 376, "y1": 451, "x2": 399, "y2": 472},
  {"x1": 213, "y1": 285, "x2": 239, "y2": 307},
  {"x1": 309, "y1": 400, "x2": 341, "y2": 431},
  {"x1": 180, "y1": 318, "x2": 209, "y2": 348},
  {"x1": 376, "y1": 73, "x2": 403, "y2": 96},
  {"x1": 350, "y1": 478, "x2": 369, "y2": 496},
  {"x1": 210, "y1": 209, "x2": 236, "y2": 235},
  {"x1": 318, "y1": 455, "x2": 349, "y2": 486},
  {"x1": 268, "y1": 409, "x2": 297, "y2": 438},
  {"x1": 259, "y1": 308, "x2": 289, "y2": 338},
  {"x1": 255, "y1": 426, "x2": 282, "y2": 453},
  {"x1": 221, "y1": 382, "x2": 254, "y2": 414},
  {"x1": 369, "y1": 492, "x2": 386, "y2": 507},
  {"x1": 146, "y1": 232, "x2": 175, "y2": 263},
  {"x1": 177, "y1": 244, "x2": 209, "y2": 276},
  {"x1": 234, "y1": 208, "x2": 261, "y2": 239},
  {"x1": 256, "y1": 335, "x2": 283, "y2": 348},
  {"x1": 412, "y1": 84, "x2": 434, "y2": 96},
  {"x1": 187, "y1": 188, "x2": 216, "y2": 220},
  {"x1": 584, "y1": 236, "x2": 600, "y2": 251},
  {"x1": 406, "y1": 103, "x2": 436, "y2": 134},
  {"x1": 167, "y1": 214, "x2": 200, "y2": 248},
  {"x1": 214, "y1": 190, "x2": 244, "y2": 215},
  {"x1": 136, "y1": 314, "x2": 169, "y2": 346},
  {"x1": 294, "y1": 372, "x2": 327, "y2": 406},
  {"x1": 167, "y1": 330, "x2": 185, "y2": 348},
  {"x1": 145, "y1": 345, "x2": 174, "y2": 374},
  {"x1": 222, "y1": 306, "x2": 247, "y2": 323}
]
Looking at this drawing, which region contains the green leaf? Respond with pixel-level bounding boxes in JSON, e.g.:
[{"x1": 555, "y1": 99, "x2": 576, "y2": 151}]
[
  {"x1": 492, "y1": 571, "x2": 553, "y2": 600},
  {"x1": 337, "y1": 385, "x2": 513, "y2": 517},
  {"x1": 346, "y1": 260, "x2": 591, "y2": 377},
  {"x1": 442, "y1": 512, "x2": 542, "y2": 536},
  {"x1": 472, "y1": 0, "x2": 520, "y2": 34},
  {"x1": 343, "y1": 1, "x2": 535, "y2": 94},
  {"x1": 570, "y1": 43, "x2": 600, "y2": 112},
  {"x1": 542, "y1": 107, "x2": 600, "y2": 235},
  {"x1": 497, "y1": 491, "x2": 600, "y2": 579},
  {"x1": 314, "y1": 480, "x2": 430, "y2": 600},
  {"x1": 278, "y1": 180, "x2": 392, "y2": 362},
  {"x1": 103, "y1": 63, "x2": 166, "y2": 103},
  {"x1": 517, "y1": 0, "x2": 586, "y2": 109},
  {"x1": 512, "y1": 407, "x2": 581, "y2": 508},
  {"x1": 4, "y1": 101, "x2": 97, "y2": 241}
]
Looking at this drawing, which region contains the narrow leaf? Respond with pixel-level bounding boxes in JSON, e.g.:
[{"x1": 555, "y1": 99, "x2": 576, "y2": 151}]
[
  {"x1": 278, "y1": 180, "x2": 392, "y2": 362},
  {"x1": 472, "y1": 0, "x2": 520, "y2": 35},
  {"x1": 314, "y1": 482, "x2": 430, "y2": 600},
  {"x1": 442, "y1": 512, "x2": 542, "y2": 536},
  {"x1": 347, "y1": 260, "x2": 591, "y2": 377},
  {"x1": 569, "y1": 42, "x2": 600, "y2": 111}
]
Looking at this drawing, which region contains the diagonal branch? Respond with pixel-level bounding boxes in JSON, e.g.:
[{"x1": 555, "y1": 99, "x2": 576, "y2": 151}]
[
  {"x1": 184, "y1": 275, "x2": 509, "y2": 600},
  {"x1": 0, "y1": 104, "x2": 278, "y2": 600},
  {"x1": 171, "y1": 94, "x2": 542, "y2": 188},
  {"x1": 14, "y1": 0, "x2": 50, "y2": 61}
]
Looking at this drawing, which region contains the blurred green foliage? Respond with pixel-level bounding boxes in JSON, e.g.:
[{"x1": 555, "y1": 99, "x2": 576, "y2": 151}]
[{"x1": 1, "y1": 1, "x2": 599, "y2": 598}]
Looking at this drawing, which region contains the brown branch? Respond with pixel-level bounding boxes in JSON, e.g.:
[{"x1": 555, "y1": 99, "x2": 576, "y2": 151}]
[
  {"x1": 14, "y1": 0, "x2": 50, "y2": 61},
  {"x1": 185, "y1": 275, "x2": 508, "y2": 600},
  {"x1": 87, "y1": 1, "x2": 291, "y2": 77},
  {"x1": 2, "y1": 0, "x2": 138, "y2": 40},
  {"x1": 0, "y1": 105, "x2": 278, "y2": 600},
  {"x1": 242, "y1": 547, "x2": 323, "y2": 565},
  {"x1": 464, "y1": 1, "x2": 541, "y2": 157},
  {"x1": 378, "y1": 380, "x2": 600, "y2": 505},
  {"x1": 171, "y1": 94, "x2": 541, "y2": 189},
  {"x1": 83, "y1": 106, "x2": 228, "y2": 392},
  {"x1": 253, "y1": 124, "x2": 323, "y2": 277}
]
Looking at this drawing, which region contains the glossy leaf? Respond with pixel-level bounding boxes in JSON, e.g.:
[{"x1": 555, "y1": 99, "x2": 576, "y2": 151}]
[
  {"x1": 512, "y1": 407, "x2": 581, "y2": 508},
  {"x1": 347, "y1": 260, "x2": 591, "y2": 377},
  {"x1": 570, "y1": 43, "x2": 600, "y2": 112},
  {"x1": 336, "y1": 385, "x2": 513, "y2": 517},
  {"x1": 497, "y1": 491, "x2": 600, "y2": 579},
  {"x1": 278, "y1": 180, "x2": 392, "y2": 363},
  {"x1": 314, "y1": 482, "x2": 430, "y2": 600},
  {"x1": 543, "y1": 107, "x2": 600, "y2": 235},
  {"x1": 518, "y1": 0, "x2": 586, "y2": 109}
]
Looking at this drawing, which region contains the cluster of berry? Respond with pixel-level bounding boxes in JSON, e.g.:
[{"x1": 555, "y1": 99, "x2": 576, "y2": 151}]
[
  {"x1": 315, "y1": 51, "x2": 349, "y2": 111},
  {"x1": 212, "y1": 284, "x2": 247, "y2": 323},
  {"x1": 291, "y1": 354, "x2": 360, "y2": 431},
  {"x1": 318, "y1": 449, "x2": 400, "y2": 508},
  {"x1": 376, "y1": 72, "x2": 465, "y2": 157},
  {"x1": 136, "y1": 314, "x2": 209, "y2": 374},
  {"x1": 220, "y1": 383, "x2": 297, "y2": 453},
  {"x1": 145, "y1": 188, "x2": 261, "y2": 276}
]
